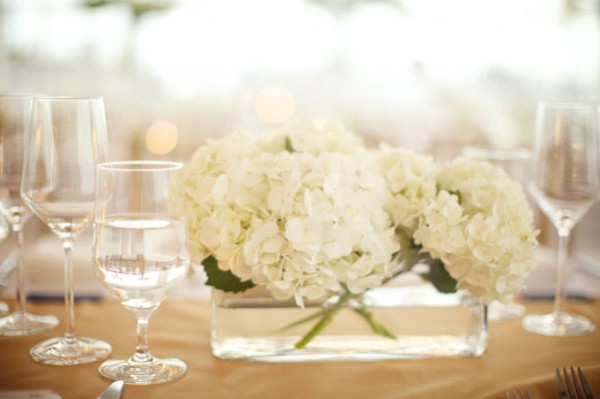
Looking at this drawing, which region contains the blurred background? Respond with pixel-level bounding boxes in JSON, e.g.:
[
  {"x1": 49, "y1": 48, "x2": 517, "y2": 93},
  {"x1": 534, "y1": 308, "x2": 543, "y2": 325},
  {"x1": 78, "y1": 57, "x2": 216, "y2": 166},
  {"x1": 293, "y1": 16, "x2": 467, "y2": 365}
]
[
  {"x1": 0, "y1": 0, "x2": 599, "y2": 295},
  {"x1": 1, "y1": 0, "x2": 599, "y2": 159}
]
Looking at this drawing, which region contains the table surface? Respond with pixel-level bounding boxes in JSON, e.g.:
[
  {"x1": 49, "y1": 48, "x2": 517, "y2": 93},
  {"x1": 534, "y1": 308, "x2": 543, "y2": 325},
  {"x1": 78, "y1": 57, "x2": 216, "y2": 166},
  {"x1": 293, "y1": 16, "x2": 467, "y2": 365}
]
[{"x1": 0, "y1": 298, "x2": 599, "y2": 399}]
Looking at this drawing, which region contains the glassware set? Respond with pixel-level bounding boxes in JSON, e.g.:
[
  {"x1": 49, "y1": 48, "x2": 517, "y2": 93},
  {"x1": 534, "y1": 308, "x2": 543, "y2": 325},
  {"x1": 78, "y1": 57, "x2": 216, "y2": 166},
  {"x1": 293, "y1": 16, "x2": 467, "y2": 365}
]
[
  {"x1": 0, "y1": 94, "x2": 190, "y2": 384},
  {"x1": 0, "y1": 93, "x2": 598, "y2": 384}
]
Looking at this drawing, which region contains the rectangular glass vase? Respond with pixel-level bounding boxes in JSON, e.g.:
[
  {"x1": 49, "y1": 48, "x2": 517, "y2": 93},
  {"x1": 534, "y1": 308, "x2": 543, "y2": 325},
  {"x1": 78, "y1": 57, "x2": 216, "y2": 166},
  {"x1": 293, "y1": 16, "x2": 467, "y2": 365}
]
[{"x1": 211, "y1": 280, "x2": 488, "y2": 362}]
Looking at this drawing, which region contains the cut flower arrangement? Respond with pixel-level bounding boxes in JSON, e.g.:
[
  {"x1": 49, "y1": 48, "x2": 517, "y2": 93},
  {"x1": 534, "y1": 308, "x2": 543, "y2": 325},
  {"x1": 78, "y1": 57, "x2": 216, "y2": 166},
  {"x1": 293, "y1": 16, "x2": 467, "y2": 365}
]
[{"x1": 169, "y1": 121, "x2": 538, "y2": 352}]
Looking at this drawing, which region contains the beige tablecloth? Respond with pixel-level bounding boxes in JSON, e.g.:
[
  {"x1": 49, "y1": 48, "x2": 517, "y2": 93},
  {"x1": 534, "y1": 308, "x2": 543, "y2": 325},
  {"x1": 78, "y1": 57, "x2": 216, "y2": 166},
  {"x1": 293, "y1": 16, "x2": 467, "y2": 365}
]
[{"x1": 0, "y1": 298, "x2": 599, "y2": 399}]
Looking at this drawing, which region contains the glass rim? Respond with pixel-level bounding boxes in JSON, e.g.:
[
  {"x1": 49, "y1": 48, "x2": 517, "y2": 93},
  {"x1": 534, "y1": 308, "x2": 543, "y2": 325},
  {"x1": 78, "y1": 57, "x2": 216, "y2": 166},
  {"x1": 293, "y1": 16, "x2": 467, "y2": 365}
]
[
  {"x1": 0, "y1": 93, "x2": 47, "y2": 98},
  {"x1": 32, "y1": 95, "x2": 103, "y2": 102},
  {"x1": 98, "y1": 160, "x2": 183, "y2": 172},
  {"x1": 537, "y1": 101, "x2": 595, "y2": 110}
]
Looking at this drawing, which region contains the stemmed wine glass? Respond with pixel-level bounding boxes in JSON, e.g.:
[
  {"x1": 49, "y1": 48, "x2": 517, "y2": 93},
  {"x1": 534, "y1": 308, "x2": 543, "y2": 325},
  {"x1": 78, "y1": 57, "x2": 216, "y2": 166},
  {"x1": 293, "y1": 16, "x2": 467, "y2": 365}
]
[
  {"x1": 522, "y1": 102, "x2": 599, "y2": 336},
  {"x1": 21, "y1": 96, "x2": 112, "y2": 364},
  {"x1": 92, "y1": 161, "x2": 190, "y2": 384},
  {"x1": 0, "y1": 94, "x2": 59, "y2": 335}
]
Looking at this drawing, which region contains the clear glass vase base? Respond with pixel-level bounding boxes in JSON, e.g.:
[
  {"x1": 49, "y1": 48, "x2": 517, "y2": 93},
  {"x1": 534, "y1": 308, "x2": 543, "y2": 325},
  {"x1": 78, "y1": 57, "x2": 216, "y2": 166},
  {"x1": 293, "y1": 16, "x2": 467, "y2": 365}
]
[
  {"x1": 99, "y1": 357, "x2": 187, "y2": 385},
  {"x1": 30, "y1": 336, "x2": 112, "y2": 365},
  {"x1": 522, "y1": 312, "x2": 596, "y2": 336},
  {"x1": 212, "y1": 335, "x2": 485, "y2": 362},
  {"x1": 212, "y1": 284, "x2": 488, "y2": 362},
  {"x1": 0, "y1": 311, "x2": 59, "y2": 336}
]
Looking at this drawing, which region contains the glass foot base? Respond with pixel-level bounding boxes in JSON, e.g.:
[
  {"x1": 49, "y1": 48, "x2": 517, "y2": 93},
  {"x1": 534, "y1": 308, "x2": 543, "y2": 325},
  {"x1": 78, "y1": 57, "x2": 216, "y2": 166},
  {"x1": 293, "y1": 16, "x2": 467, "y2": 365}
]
[
  {"x1": 522, "y1": 311, "x2": 596, "y2": 336},
  {"x1": 0, "y1": 302, "x2": 8, "y2": 317},
  {"x1": 30, "y1": 336, "x2": 112, "y2": 365},
  {"x1": 0, "y1": 311, "x2": 59, "y2": 336},
  {"x1": 99, "y1": 356, "x2": 187, "y2": 385}
]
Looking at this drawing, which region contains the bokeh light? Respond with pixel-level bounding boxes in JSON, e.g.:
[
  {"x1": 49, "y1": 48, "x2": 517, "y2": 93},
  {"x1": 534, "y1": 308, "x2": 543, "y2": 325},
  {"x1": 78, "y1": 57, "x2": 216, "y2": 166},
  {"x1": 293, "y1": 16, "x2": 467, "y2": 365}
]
[
  {"x1": 254, "y1": 85, "x2": 296, "y2": 125},
  {"x1": 146, "y1": 120, "x2": 179, "y2": 155}
]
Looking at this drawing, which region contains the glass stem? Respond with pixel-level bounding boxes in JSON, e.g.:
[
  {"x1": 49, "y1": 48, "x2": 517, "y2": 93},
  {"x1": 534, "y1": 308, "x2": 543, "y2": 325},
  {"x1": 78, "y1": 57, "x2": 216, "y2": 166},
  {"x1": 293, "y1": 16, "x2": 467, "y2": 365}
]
[
  {"x1": 553, "y1": 225, "x2": 571, "y2": 316},
  {"x1": 62, "y1": 237, "x2": 76, "y2": 341},
  {"x1": 133, "y1": 314, "x2": 153, "y2": 363},
  {"x1": 13, "y1": 223, "x2": 27, "y2": 314}
]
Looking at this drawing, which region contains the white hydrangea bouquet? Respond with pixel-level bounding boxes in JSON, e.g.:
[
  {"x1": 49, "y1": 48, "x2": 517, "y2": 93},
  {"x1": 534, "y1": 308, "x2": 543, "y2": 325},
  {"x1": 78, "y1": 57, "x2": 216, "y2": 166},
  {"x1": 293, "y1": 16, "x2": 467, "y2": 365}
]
[{"x1": 169, "y1": 121, "x2": 538, "y2": 348}]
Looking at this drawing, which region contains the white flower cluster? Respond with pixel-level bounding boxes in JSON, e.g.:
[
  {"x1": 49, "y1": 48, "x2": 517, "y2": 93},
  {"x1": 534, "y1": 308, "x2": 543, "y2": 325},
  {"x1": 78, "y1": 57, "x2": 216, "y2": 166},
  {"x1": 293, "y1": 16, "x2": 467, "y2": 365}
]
[
  {"x1": 378, "y1": 145, "x2": 437, "y2": 236},
  {"x1": 170, "y1": 123, "x2": 398, "y2": 306},
  {"x1": 414, "y1": 158, "x2": 538, "y2": 303},
  {"x1": 170, "y1": 123, "x2": 538, "y2": 305}
]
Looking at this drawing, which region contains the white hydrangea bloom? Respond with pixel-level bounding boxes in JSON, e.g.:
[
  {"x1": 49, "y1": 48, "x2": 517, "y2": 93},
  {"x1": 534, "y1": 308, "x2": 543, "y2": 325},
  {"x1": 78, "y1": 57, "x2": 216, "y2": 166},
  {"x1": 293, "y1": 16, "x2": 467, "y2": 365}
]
[
  {"x1": 414, "y1": 158, "x2": 538, "y2": 303},
  {"x1": 377, "y1": 145, "x2": 437, "y2": 235},
  {"x1": 170, "y1": 123, "x2": 539, "y2": 307},
  {"x1": 170, "y1": 123, "x2": 399, "y2": 306}
]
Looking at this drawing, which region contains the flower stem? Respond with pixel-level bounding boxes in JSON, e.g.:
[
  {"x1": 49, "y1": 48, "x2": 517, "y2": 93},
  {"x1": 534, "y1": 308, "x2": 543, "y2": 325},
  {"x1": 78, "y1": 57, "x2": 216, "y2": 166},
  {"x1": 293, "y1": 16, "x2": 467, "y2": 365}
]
[
  {"x1": 290, "y1": 250, "x2": 430, "y2": 349},
  {"x1": 293, "y1": 287, "x2": 398, "y2": 348},
  {"x1": 278, "y1": 309, "x2": 327, "y2": 332},
  {"x1": 294, "y1": 291, "x2": 352, "y2": 349},
  {"x1": 351, "y1": 307, "x2": 396, "y2": 339}
]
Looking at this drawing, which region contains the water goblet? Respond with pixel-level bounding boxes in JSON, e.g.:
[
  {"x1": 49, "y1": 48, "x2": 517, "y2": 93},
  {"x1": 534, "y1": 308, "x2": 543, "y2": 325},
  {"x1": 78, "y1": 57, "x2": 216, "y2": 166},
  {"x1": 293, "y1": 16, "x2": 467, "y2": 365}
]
[
  {"x1": 21, "y1": 96, "x2": 112, "y2": 363},
  {"x1": 93, "y1": 161, "x2": 190, "y2": 385},
  {"x1": 0, "y1": 93, "x2": 59, "y2": 335},
  {"x1": 522, "y1": 102, "x2": 599, "y2": 336}
]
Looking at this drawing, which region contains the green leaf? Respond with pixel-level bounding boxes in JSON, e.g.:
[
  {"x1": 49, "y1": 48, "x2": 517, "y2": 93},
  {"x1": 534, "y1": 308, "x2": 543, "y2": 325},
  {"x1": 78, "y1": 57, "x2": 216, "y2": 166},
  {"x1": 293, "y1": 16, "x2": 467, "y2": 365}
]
[
  {"x1": 395, "y1": 226, "x2": 413, "y2": 250},
  {"x1": 203, "y1": 256, "x2": 255, "y2": 293},
  {"x1": 448, "y1": 189, "x2": 462, "y2": 205},
  {"x1": 284, "y1": 136, "x2": 295, "y2": 153},
  {"x1": 419, "y1": 259, "x2": 457, "y2": 294},
  {"x1": 84, "y1": 0, "x2": 114, "y2": 8}
]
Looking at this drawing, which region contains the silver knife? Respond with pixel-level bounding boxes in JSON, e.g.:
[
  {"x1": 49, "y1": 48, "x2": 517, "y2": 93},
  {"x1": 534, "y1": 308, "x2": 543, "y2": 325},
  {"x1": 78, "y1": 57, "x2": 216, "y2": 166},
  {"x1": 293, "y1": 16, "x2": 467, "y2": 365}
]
[{"x1": 98, "y1": 380, "x2": 124, "y2": 399}]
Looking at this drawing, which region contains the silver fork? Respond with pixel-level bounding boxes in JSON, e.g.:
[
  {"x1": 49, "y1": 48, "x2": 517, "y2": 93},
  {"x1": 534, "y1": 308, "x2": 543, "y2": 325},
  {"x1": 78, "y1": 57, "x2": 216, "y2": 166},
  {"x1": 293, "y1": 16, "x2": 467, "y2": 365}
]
[
  {"x1": 504, "y1": 390, "x2": 531, "y2": 399},
  {"x1": 556, "y1": 367, "x2": 595, "y2": 399}
]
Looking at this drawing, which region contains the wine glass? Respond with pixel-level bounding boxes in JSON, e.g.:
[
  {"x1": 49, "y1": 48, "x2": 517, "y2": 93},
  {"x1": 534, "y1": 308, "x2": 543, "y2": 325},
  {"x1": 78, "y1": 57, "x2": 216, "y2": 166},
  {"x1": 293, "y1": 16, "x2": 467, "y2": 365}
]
[
  {"x1": 522, "y1": 102, "x2": 599, "y2": 336},
  {"x1": 0, "y1": 94, "x2": 59, "y2": 335},
  {"x1": 21, "y1": 96, "x2": 112, "y2": 364},
  {"x1": 92, "y1": 161, "x2": 190, "y2": 385},
  {"x1": 461, "y1": 145, "x2": 531, "y2": 321}
]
